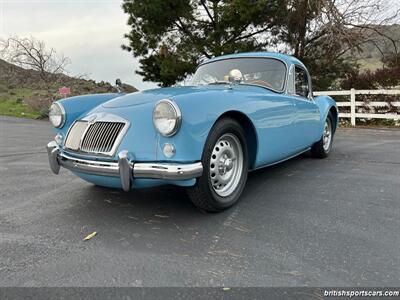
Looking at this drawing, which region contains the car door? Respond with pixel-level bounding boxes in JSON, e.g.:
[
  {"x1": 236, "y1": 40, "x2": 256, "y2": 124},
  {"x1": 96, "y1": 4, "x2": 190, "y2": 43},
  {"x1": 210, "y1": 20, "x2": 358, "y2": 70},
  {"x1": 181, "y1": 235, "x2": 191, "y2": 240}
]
[
  {"x1": 253, "y1": 91, "x2": 297, "y2": 165},
  {"x1": 289, "y1": 65, "x2": 320, "y2": 149}
]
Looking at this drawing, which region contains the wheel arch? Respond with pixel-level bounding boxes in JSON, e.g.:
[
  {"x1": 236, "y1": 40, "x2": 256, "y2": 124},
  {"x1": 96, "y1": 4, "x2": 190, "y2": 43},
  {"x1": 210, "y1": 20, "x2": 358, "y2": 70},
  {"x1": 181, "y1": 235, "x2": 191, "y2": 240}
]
[
  {"x1": 215, "y1": 111, "x2": 258, "y2": 169},
  {"x1": 329, "y1": 106, "x2": 338, "y2": 134},
  {"x1": 314, "y1": 95, "x2": 338, "y2": 136}
]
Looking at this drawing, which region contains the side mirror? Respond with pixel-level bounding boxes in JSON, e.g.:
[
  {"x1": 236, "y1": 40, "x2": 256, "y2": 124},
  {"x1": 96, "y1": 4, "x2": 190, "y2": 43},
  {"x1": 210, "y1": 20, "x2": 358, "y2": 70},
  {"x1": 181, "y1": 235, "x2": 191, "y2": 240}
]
[
  {"x1": 115, "y1": 78, "x2": 123, "y2": 93},
  {"x1": 228, "y1": 69, "x2": 243, "y2": 85}
]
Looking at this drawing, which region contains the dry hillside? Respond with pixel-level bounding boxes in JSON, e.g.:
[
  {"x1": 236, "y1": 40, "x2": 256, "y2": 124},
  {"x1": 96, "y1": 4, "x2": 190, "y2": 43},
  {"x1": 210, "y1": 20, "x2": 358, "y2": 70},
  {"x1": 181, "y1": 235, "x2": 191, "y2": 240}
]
[{"x1": 0, "y1": 59, "x2": 137, "y2": 118}]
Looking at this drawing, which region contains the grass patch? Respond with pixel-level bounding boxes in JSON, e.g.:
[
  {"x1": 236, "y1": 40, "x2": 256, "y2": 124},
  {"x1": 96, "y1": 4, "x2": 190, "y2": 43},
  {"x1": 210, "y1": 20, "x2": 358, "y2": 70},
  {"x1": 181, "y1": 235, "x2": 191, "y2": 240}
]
[
  {"x1": 357, "y1": 58, "x2": 383, "y2": 71},
  {"x1": 0, "y1": 87, "x2": 41, "y2": 119},
  {"x1": 0, "y1": 99, "x2": 41, "y2": 119}
]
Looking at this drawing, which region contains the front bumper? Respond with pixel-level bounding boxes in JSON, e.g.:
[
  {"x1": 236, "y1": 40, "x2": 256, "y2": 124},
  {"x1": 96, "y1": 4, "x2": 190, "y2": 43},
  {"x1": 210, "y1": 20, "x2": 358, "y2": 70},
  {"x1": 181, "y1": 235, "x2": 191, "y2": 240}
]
[{"x1": 46, "y1": 141, "x2": 203, "y2": 192}]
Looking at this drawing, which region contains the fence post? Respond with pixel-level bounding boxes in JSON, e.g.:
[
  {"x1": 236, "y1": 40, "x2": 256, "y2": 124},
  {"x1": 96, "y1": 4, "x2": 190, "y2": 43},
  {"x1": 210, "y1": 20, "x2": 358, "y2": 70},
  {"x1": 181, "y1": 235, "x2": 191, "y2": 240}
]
[{"x1": 350, "y1": 88, "x2": 356, "y2": 126}]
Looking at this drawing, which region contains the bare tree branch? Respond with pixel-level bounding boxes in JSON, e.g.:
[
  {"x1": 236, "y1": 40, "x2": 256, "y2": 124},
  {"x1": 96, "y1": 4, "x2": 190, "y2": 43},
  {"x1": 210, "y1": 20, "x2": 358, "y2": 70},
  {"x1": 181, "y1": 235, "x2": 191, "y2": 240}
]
[{"x1": 0, "y1": 36, "x2": 71, "y2": 84}]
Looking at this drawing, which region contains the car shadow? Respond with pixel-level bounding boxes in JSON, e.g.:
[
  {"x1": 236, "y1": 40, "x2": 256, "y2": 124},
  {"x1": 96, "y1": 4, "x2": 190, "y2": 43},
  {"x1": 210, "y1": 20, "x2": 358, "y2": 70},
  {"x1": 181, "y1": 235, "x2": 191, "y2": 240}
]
[{"x1": 59, "y1": 152, "x2": 313, "y2": 255}]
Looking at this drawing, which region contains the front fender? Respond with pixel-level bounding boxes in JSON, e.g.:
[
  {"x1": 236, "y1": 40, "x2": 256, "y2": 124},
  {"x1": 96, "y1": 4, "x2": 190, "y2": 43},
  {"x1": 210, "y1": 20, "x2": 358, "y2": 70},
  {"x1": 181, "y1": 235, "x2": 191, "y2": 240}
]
[
  {"x1": 54, "y1": 93, "x2": 121, "y2": 135},
  {"x1": 157, "y1": 87, "x2": 291, "y2": 166},
  {"x1": 156, "y1": 90, "x2": 260, "y2": 164}
]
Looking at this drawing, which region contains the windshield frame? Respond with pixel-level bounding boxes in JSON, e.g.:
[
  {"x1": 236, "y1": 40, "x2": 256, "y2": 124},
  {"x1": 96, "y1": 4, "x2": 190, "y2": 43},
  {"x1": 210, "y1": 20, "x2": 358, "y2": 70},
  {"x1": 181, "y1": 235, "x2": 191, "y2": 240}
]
[{"x1": 194, "y1": 56, "x2": 289, "y2": 93}]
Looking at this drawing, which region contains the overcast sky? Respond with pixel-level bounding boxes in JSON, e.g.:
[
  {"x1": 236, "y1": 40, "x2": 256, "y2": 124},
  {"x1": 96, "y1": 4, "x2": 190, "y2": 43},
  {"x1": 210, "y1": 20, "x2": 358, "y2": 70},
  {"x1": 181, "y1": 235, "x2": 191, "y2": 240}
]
[{"x1": 0, "y1": 0, "x2": 157, "y2": 90}]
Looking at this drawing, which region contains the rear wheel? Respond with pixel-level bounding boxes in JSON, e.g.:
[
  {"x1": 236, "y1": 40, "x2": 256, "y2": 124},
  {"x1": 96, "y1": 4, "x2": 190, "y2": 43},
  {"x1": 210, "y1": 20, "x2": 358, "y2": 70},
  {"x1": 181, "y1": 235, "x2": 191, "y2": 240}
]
[
  {"x1": 187, "y1": 118, "x2": 248, "y2": 212},
  {"x1": 311, "y1": 112, "x2": 334, "y2": 158}
]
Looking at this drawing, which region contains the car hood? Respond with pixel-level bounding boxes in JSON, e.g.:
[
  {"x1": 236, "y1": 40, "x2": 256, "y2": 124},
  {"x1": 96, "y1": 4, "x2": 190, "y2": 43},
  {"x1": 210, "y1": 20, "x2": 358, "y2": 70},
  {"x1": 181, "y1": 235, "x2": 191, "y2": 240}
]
[{"x1": 102, "y1": 85, "x2": 272, "y2": 108}]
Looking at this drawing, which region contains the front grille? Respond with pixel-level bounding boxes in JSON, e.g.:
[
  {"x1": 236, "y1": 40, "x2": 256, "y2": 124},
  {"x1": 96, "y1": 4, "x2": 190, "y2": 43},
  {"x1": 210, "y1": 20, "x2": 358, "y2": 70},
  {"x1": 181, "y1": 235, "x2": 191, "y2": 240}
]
[
  {"x1": 80, "y1": 122, "x2": 125, "y2": 154},
  {"x1": 65, "y1": 120, "x2": 126, "y2": 155}
]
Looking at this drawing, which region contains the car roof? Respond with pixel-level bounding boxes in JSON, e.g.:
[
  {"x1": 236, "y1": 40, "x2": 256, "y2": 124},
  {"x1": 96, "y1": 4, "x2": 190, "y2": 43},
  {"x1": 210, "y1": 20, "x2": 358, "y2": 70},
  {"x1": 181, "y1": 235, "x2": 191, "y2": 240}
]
[{"x1": 199, "y1": 52, "x2": 306, "y2": 69}]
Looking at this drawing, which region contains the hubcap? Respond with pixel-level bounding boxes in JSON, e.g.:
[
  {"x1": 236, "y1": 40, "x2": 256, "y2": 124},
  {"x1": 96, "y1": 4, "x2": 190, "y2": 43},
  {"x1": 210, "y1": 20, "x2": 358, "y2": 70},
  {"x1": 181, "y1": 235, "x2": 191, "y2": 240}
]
[
  {"x1": 323, "y1": 119, "x2": 332, "y2": 151},
  {"x1": 209, "y1": 133, "x2": 244, "y2": 198}
]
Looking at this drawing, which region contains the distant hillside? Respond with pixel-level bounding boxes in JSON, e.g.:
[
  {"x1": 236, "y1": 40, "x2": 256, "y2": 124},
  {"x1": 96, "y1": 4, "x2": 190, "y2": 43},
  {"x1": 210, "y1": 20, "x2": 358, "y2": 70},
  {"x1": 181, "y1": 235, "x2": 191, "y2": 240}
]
[
  {"x1": 352, "y1": 24, "x2": 400, "y2": 70},
  {"x1": 0, "y1": 59, "x2": 137, "y2": 118}
]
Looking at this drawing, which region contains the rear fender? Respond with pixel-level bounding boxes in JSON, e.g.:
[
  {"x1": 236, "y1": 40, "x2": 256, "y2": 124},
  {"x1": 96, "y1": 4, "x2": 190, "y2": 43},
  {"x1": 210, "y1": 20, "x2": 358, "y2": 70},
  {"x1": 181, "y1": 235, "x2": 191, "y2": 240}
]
[{"x1": 314, "y1": 95, "x2": 338, "y2": 136}]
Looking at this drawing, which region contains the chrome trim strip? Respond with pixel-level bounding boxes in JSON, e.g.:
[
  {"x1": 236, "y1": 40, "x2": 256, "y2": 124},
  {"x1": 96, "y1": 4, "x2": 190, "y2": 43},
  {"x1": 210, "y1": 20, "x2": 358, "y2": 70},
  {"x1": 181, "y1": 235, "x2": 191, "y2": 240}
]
[
  {"x1": 57, "y1": 102, "x2": 66, "y2": 129},
  {"x1": 50, "y1": 102, "x2": 66, "y2": 128},
  {"x1": 59, "y1": 152, "x2": 121, "y2": 177},
  {"x1": 291, "y1": 63, "x2": 314, "y2": 101},
  {"x1": 47, "y1": 141, "x2": 60, "y2": 174},
  {"x1": 133, "y1": 162, "x2": 203, "y2": 180},
  {"x1": 118, "y1": 150, "x2": 132, "y2": 192}
]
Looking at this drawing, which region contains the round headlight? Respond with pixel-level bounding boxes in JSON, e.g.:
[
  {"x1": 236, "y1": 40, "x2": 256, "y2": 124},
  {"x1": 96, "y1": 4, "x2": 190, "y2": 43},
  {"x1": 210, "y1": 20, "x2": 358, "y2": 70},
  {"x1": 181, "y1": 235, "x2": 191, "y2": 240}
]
[
  {"x1": 49, "y1": 102, "x2": 65, "y2": 128},
  {"x1": 153, "y1": 100, "x2": 181, "y2": 137}
]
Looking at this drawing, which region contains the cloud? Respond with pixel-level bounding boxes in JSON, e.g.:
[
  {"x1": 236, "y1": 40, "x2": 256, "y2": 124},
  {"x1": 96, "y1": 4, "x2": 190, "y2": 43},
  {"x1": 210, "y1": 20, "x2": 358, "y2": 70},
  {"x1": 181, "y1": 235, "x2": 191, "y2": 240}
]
[{"x1": 0, "y1": 0, "x2": 157, "y2": 90}]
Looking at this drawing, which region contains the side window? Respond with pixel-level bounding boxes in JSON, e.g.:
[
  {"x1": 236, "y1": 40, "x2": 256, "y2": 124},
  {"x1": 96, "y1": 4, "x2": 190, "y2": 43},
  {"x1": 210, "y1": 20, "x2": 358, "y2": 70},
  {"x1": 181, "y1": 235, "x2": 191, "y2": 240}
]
[
  {"x1": 295, "y1": 66, "x2": 310, "y2": 98},
  {"x1": 287, "y1": 65, "x2": 295, "y2": 94}
]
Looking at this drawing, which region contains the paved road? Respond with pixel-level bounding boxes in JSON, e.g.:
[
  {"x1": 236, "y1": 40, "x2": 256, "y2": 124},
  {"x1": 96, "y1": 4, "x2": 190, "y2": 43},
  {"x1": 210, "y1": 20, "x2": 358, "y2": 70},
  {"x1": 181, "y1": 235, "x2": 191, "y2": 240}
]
[{"x1": 0, "y1": 116, "x2": 399, "y2": 287}]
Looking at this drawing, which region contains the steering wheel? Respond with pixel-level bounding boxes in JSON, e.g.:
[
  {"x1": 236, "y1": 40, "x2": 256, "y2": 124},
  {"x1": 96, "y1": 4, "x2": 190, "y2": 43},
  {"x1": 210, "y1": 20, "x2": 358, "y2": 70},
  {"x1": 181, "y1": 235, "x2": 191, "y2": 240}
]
[{"x1": 248, "y1": 80, "x2": 274, "y2": 89}]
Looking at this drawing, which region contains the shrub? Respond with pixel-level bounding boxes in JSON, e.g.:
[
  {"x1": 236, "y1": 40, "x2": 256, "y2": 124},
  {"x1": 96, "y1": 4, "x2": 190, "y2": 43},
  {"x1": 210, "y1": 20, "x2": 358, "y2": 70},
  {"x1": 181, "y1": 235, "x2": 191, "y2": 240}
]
[
  {"x1": 24, "y1": 93, "x2": 53, "y2": 118},
  {"x1": 340, "y1": 54, "x2": 400, "y2": 126}
]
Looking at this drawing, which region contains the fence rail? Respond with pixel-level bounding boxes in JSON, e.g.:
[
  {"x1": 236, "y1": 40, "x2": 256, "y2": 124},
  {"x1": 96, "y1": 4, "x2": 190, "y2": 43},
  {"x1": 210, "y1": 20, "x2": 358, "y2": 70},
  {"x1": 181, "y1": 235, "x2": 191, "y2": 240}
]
[{"x1": 314, "y1": 89, "x2": 400, "y2": 126}]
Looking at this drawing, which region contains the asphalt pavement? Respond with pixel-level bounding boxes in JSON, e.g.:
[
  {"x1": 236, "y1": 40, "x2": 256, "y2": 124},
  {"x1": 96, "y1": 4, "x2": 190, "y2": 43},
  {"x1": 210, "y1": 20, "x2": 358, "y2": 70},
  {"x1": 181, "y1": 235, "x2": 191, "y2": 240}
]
[{"x1": 0, "y1": 116, "x2": 399, "y2": 287}]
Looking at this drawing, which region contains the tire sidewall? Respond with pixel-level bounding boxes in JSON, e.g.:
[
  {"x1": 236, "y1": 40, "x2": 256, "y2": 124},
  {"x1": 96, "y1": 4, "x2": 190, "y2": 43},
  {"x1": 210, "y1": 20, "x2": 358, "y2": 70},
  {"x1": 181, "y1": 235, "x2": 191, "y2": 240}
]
[
  {"x1": 198, "y1": 118, "x2": 249, "y2": 210},
  {"x1": 323, "y1": 113, "x2": 334, "y2": 155}
]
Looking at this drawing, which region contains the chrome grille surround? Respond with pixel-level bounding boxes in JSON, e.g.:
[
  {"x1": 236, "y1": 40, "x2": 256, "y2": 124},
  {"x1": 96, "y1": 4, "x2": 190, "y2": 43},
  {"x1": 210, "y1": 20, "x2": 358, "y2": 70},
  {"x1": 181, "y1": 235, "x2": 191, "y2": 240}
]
[{"x1": 64, "y1": 113, "x2": 130, "y2": 157}]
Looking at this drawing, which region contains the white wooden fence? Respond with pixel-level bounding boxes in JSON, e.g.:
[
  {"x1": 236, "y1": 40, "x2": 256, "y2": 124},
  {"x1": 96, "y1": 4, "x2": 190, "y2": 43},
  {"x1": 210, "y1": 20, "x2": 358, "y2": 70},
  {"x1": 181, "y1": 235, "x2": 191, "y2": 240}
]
[{"x1": 314, "y1": 89, "x2": 400, "y2": 126}]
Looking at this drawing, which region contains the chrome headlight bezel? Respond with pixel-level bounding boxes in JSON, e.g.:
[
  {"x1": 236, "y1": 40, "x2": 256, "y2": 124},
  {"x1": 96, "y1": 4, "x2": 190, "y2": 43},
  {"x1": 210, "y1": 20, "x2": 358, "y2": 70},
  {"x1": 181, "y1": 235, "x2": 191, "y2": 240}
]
[
  {"x1": 49, "y1": 102, "x2": 66, "y2": 128},
  {"x1": 152, "y1": 99, "x2": 182, "y2": 137}
]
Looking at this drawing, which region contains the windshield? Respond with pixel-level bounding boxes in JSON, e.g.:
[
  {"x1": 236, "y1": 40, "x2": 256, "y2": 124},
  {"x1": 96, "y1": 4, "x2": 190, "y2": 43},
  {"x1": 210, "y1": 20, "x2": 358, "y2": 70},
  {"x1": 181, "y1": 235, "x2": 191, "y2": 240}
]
[{"x1": 191, "y1": 58, "x2": 287, "y2": 92}]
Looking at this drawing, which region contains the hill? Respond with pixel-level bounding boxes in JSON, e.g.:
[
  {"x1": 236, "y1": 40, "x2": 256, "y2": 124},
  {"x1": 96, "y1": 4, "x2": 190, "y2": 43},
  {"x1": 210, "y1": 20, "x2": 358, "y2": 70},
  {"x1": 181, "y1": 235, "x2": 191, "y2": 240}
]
[
  {"x1": 352, "y1": 24, "x2": 400, "y2": 70},
  {"x1": 0, "y1": 59, "x2": 137, "y2": 118}
]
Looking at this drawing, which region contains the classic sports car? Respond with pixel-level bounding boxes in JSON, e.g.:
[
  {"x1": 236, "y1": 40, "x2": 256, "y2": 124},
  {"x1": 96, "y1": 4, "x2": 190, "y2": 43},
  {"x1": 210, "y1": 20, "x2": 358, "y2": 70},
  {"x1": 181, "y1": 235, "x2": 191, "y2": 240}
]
[{"x1": 47, "y1": 52, "x2": 337, "y2": 212}]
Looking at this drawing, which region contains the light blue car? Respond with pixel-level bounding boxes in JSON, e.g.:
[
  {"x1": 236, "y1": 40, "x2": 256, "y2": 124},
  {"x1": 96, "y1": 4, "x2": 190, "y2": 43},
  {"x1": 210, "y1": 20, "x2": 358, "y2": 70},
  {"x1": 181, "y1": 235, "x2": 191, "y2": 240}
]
[{"x1": 47, "y1": 52, "x2": 337, "y2": 212}]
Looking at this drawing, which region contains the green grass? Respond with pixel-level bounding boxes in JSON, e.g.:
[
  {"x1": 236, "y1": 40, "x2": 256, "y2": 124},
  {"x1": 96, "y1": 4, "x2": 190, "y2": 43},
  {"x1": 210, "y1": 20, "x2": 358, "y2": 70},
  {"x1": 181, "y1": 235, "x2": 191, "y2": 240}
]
[
  {"x1": 0, "y1": 87, "x2": 41, "y2": 119},
  {"x1": 0, "y1": 99, "x2": 41, "y2": 119},
  {"x1": 357, "y1": 58, "x2": 383, "y2": 71}
]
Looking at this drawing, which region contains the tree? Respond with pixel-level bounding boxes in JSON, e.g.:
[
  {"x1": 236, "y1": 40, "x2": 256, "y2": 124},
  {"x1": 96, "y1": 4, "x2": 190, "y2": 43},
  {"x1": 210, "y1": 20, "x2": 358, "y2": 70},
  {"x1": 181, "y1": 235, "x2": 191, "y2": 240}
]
[
  {"x1": 122, "y1": 0, "x2": 286, "y2": 87},
  {"x1": 339, "y1": 53, "x2": 400, "y2": 125},
  {"x1": 0, "y1": 36, "x2": 70, "y2": 85},
  {"x1": 281, "y1": 0, "x2": 400, "y2": 89},
  {"x1": 341, "y1": 53, "x2": 400, "y2": 89},
  {"x1": 122, "y1": 0, "x2": 400, "y2": 89}
]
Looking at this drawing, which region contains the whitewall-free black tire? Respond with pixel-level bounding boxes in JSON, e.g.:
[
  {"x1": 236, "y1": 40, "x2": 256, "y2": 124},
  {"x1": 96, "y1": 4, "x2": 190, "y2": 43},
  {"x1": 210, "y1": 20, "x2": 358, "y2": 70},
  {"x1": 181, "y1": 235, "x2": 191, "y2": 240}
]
[{"x1": 187, "y1": 118, "x2": 249, "y2": 212}]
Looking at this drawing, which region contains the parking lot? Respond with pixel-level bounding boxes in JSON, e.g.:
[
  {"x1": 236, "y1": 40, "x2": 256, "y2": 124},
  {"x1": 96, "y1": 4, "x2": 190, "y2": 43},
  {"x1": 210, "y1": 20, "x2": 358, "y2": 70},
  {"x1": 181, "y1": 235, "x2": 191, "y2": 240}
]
[{"x1": 0, "y1": 115, "x2": 399, "y2": 286}]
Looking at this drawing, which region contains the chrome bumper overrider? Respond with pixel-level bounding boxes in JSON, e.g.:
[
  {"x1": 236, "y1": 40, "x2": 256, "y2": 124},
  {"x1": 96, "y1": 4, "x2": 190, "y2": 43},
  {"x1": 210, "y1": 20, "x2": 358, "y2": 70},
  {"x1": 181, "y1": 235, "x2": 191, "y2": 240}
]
[{"x1": 46, "y1": 141, "x2": 203, "y2": 192}]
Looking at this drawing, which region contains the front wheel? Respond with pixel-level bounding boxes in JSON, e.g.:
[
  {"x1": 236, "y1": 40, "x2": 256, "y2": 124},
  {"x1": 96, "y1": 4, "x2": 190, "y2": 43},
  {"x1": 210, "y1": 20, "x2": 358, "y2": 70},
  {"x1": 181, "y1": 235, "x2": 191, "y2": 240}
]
[{"x1": 187, "y1": 118, "x2": 248, "y2": 212}]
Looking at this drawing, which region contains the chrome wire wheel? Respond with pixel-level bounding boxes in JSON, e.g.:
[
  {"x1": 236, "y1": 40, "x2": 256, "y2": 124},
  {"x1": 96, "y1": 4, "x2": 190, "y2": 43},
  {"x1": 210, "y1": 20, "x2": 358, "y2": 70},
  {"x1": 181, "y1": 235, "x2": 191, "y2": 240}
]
[
  {"x1": 323, "y1": 118, "x2": 332, "y2": 151},
  {"x1": 209, "y1": 133, "x2": 244, "y2": 198}
]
